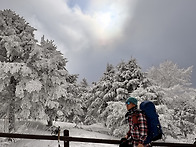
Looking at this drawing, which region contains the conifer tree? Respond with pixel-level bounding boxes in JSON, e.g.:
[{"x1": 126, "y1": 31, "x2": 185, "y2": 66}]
[
  {"x1": 58, "y1": 74, "x2": 84, "y2": 123},
  {"x1": 84, "y1": 58, "x2": 149, "y2": 127},
  {"x1": 0, "y1": 9, "x2": 38, "y2": 132},
  {"x1": 0, "y1": 9, "x2": 81, "y2": 129},
  {"x1": 84, "y1": 63, "x2": 116, "y2": 124},
  {"x1": 78, "y1": 78, "x2": 89, "y2": 97},
  {"x1": 114, "y1": 58, "x2": 146, "y2": 101}
]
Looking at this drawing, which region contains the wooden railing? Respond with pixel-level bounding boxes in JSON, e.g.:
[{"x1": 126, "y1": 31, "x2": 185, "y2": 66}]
[{"x1": 0, "y1": 130, "x2": 196, "y2": 147}]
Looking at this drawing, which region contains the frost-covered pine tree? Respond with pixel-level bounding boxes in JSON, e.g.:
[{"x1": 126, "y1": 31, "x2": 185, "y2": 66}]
[
  {"x1": 78, "y1": 78, "x2": 89, "y2": 98},
  {"x1": 0, "y1": 9, "x2": 39, "y2": 132},
  {"x1": 84, "y1": 63, "x2": 116, "y2": 124},
  {"x1": 58, "y1": 74, "x2": 84, "y2": 123},
  {"x1": 37, "y1": 36, "x2": 82, "y2": 126},
  {"x1": 114, "y1": 58, "x2": 147, "y2": 101},
  {"x1": 0, "y1": 9, "x2": 81, "y2": 130}
]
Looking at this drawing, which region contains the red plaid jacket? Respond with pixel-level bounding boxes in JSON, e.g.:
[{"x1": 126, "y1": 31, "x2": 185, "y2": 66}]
[{"x1": 126, "y1": 106, "x2": 150, "y2": 147}]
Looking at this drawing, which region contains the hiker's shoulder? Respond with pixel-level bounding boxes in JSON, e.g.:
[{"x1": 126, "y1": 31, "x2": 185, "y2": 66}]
[{"x1": 134, "y1": 109, "x2": 143, "y2": 114}]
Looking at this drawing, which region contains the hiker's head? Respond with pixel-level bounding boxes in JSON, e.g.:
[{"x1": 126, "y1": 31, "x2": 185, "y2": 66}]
[{"x1": 126, "y1": 97, "x2": 138, "y2": 110}]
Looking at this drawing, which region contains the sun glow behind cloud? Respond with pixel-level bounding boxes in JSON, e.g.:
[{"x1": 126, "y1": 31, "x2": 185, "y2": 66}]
[
  {"x1": 88, "y1": 10, "x2": 124, "y2": 47},
  {"x1": 84, "y1": 0, "x2": 137, "y2": 46},
  {"x1": 93, "y1": 10, "x2": 122, "y2": 40},
  {"x1": 56, "y1": 0, "x2": 137, "y2": 48},
  {"x1": 94, "y1": 12, "x2": 112, "y2": 31}
]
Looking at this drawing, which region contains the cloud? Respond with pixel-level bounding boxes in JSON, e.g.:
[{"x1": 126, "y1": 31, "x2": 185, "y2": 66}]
[
  {"x1": 120, "y1": 0, "x2": 196, "y2": 85},
  {"x1": 124, "y1": 0, "x2": 196, "y2": 55},
  {"x1": 0, "y1": 0, "x2": 134, "y2": 81},
  {"x1": 1, "y1": 0, "x2": 196, "y2": 86}
]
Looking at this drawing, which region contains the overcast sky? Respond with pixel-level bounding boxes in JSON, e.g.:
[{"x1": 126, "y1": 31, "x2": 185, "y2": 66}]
[{"x1": 1, "y1": 0, "x2": 196, "y2": 87}]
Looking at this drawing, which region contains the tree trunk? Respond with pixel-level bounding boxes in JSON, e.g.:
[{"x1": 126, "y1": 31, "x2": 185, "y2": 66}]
[
  {"x1": 47, "y1": 116, "x2": 53, "y2": 126},
  {"x1": 8, "y1": 76, "x2": 17, "y2": 132},
  {"x1": 45, "y1": 107, "x2": 56, "y2": 126}
]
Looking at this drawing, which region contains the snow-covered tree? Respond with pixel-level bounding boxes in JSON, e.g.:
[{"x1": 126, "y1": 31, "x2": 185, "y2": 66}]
[
  {"x1": 84, "y1": 63, "x2": 116, "y2": 124},
  {"x1": 78, "y1": 78, "x2": 89, "y2": 98},
  {"x1": 0, "y1": 9, "x2": 82, "y2": 130},
  {"x1": 100, "y1": 101, "x2": 128, "y2": 137},
  {"x1": 147, "y1": 60, "x2": 193, "y2": 88},
  {"x1": 131, "y1": 84, "x2": 164, "y2": 105},
  {"x1": 0, "y1": 9, "x2": 39, "y2": 132},
  {"x1": 58, "y1": 74, "x2": 84, "y2": 123},
  {"x1": 84, "y1": 58, "x2": 150, "y2": 129},
  {"x1": 114, "y1": 58, "x2": 148, "y2": 101}
]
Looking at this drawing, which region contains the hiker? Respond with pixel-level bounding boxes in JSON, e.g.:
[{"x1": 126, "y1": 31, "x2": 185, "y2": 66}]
[{"x1": 121, "y1": 97, "x2": 150, "y2": 147}]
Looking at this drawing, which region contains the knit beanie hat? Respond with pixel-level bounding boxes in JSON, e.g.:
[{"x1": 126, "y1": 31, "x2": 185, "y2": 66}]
[{"x1": 126, "y1": 97, "x2": 138, "y2": 105}]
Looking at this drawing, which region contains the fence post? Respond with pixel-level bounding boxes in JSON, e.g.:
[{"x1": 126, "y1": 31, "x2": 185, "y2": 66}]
[{"x1": 64, "y1": 129, "x2": 69, "y2": 147}]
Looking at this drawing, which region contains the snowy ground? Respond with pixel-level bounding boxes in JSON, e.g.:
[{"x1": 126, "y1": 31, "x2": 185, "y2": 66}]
[
  {"x1": 0, "y1": 120, "x2": 119, "y2": 147},
  {"x1": 0, "y1": 120, "x2": 194, "y2": 146}
]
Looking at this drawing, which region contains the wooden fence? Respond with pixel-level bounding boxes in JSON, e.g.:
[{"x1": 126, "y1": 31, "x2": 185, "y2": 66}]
[{"x1": 0, "y1": 130, "x2": 196, "y2": 147}]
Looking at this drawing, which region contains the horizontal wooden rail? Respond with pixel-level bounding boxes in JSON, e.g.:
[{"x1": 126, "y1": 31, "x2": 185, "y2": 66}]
[
  {"x1": 0, "y1": 132, "x2": 196, "y2": 146},
  {"x1": 0, "y1": 132, "x2": 120, "y2": 144}
]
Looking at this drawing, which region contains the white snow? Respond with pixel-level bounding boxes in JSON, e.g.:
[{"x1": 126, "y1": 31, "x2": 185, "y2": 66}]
[{"x1": 0, "y1": 120, "x2": 119, "y2": 147}]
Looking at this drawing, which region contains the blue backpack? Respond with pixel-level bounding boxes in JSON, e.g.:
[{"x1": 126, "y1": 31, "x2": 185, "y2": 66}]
[{"x1": 140, "y1": 100, "x2": 163, "y2": 144}]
